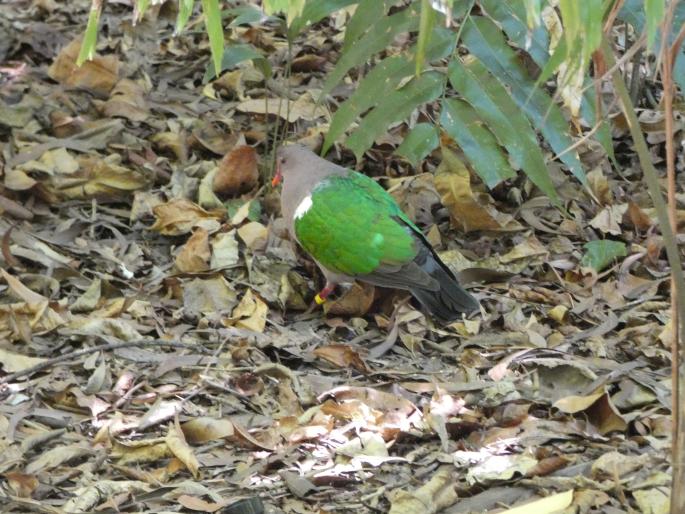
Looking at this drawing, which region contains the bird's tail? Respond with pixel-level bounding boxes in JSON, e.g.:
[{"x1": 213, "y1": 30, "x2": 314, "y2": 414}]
[{"x1": 410, "y1": 252, "x2": 479, "y2": 322}]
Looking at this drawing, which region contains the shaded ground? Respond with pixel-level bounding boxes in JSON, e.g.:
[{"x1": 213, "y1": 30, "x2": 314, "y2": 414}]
[{"x1": 0, "y1": 1, "x2": 679, "y2": 513}]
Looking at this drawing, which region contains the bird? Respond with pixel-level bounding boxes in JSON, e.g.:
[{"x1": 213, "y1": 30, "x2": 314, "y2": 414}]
[{"x1": 271, "y1": 144, "x2": 479, "y2": 322}]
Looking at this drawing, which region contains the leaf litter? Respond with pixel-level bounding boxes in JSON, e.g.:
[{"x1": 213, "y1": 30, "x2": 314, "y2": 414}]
[{"x1": 0, "y1": 2, "x2": 681, "y2": 513}]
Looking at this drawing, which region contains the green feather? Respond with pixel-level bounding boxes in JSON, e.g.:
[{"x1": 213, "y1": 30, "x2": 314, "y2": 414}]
[{"x1": 294, "y1": 172, "x2": 418, "y2": 276}]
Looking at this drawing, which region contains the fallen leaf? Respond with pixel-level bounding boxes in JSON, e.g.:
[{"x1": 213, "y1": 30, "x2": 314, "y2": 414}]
[
  {"x1": 434, "y1": 148, "x2": 522, "y2": 232},
  {"x1": 313, "y1": 344, "x2": 370, "y2": 373},
  {"x1": 213, "y1": 145, "x2": 259, "y2": 196},
  {"x1": 48, "y1": 37, "x2": 119, "y2": 94},
  {"x1": 165, "y1": 417, "x2": 200, "y2": 479},
  {"x1": 175, "y1": 228, "x2": 211, "y2": 273},
  {"x1": 225, "y1": 289, "x2": 268, "y2": 332},
  {"x1": 182, "y1": 417, "x2": 235, "y2": 444},
  {"x1": 151, "y1": 199, "x2": 223, "y2": 236}
]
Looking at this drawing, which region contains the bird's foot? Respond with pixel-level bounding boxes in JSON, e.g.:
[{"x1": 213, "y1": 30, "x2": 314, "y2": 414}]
[
  {"x1": 292, "y1": 283, "x2": 337, "y2": 321},
  {"x1": 314, "y1": 282, "x2": 336, "y2": 305}
]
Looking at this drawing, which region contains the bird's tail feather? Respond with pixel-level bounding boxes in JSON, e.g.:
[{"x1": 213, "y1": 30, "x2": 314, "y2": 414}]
[{"x1": 410, "y1": 253, "x2": 479, "y2": 322}]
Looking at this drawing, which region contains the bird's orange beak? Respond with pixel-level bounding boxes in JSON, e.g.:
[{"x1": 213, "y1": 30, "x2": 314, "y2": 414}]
[{"x1": 271, "y1": 162, "x2": 282, "y2": 187}]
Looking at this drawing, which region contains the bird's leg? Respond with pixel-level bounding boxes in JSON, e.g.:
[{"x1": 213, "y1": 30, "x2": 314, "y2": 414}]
[{"x1": 314, "y1": 282, "x2": 336, "y2": 305}]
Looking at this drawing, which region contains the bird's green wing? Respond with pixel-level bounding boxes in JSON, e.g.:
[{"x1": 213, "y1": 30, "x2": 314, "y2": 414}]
[{"x1": 294, "y1": 171, "x2": 419, "y2": 276}]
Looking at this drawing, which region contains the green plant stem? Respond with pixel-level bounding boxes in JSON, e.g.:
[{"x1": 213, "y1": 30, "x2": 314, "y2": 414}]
[{"x1": 601, "y1": 36, "x2": 685, "y2": 510}]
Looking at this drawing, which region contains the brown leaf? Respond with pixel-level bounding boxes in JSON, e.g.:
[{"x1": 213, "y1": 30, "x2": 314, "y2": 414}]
[
  {"x1": 324, "y1": 282, "x2": 375, "y2": 317},
  {"x1": 434, "y1": 148, "x2": 522, "y2": 233},
  {"x1": 166, "y1": 417, "x2": 201, "y2": 479},
  {"x1": 100, "y1": 78, "x2": 149, "y2": 122},
  {"x1": 175, "y1": 228, "x2": 211, "y2": 273},
  {"x1": 177, "y1": 495, "x2": 224, "y2": 512},
  {"x1": 48, "y1": 37, "x2": 119, "y2": 94},
  {"x1": 313, "y1": 344, "x2": 370, "y2": 374},
  {"x1": 151, "y1": 199, "x2": 223, "y2": 236},
  {"x1": 213, "y1": 145, "x2": 259, "y2": 196},
  {"x1": 627, "y1": 201, "x2": 653, "y2": 230},
  {"x1": 4, "y1": 472, "x2": 39, "y2": 498},
  {"x1": 291, "y1": 54, "x2": 327, "y2": 72},
  {"x1": 223, "y1": 289, "x2": 268, "y2": 332},
  {"x1": 181, "y1": 417, "x2": 235, "y2": 444}
]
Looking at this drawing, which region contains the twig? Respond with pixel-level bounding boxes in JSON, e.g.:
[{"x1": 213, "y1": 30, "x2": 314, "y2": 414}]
[
  {"x1": 601, "y1": 35, "x2": 685, "y2": 514},
  {"x1": 660, "y1": 1, "x2": 685, "y2": 510},
  {"x1": 0, "y1": 339, "x2": 210, "y2": 385}
]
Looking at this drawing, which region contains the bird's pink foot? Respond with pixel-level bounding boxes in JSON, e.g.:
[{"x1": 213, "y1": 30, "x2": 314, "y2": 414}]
[{"x1": 314, "y1": 282, "x2": 336, "y2": 305}]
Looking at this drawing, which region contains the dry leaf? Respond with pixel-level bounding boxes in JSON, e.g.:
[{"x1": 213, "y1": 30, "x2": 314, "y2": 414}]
[
  {"x1": 166, "y1": 417, "x2": 200, "y2": 479},
  {"x1": 151, "y1": 199, "x2": 223, "y2": 236},
  {"x1": 313, "y1": 344, "x2": 370, "y2": 373},
  {"x1": 213, "y1": 145, "x2": 259, "y2": 196},
  {"x1": 225, "y1": 289, "x2": 268, "y2": 332},
  {"x1": 434, "y1": 148, "x2": 522, "y2": 232},
  {"x1": 181, "y1": 417, "x2": 235, "y2": 444},
  {"x1": 324, "y1": 282, "x2": 375, "y2": 317},
  {"x1": 48, "y1": 37, "x2": 119, "y2": 94},
  {"x1": 175, "y1": 228, "x2": 211, "y2": 273},
  {"x1": 236, "y1": 92, "x2": 326, "y2": 122}
]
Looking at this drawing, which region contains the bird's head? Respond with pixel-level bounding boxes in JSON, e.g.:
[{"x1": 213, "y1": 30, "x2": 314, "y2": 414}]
[{"x1": 271, "y1": 144, "x2": 316, "y2": 187}]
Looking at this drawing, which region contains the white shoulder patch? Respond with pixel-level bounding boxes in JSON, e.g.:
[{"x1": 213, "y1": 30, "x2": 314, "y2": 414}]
[{"x1": 294, "y1": 195, "x2": 313, "y2": 219}]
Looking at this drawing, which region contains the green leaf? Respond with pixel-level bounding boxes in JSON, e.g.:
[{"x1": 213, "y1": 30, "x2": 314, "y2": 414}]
[
  {"x1": 448, "y1": 58, "x2": 558, "y2": 202},
  {"x1": 416, "y1": 0, "x2": 437, "y2": 76},
  {"x1": 480, "y1": 4, "x2": 614, "y2": 166},
  {"x1": 201, "y1": 0, "x2": 224, "y2": 79},
  {"x1": 288, "y1": 0, "x2": 358, "y2": 39},
  {"x1": 395, "y1": 123, "x2": 439, "y2": 166},
  {"x1": 263, "y1": 0, "x2": 288, "y2": 15},
  {"x1": 343, "y1": 0, "x2": 386, "y2": 51},
  {"x1": 175, "y1": 0, "x2": 195, "y2": 34},
  {"x1": 522, "y1": 0, "x2": 542, "y2": 27},
  {"x1": 581, "y1": 240, "x2": 627, "y2": 271},
  {"x1": 135, "y1": 0, "x2": 150, "y2": 23},
  {"x1": 645, "y1": 0, "x2": 665, "y2": 51},
  {"x1": 346, "y1": 71, "x2": 444, "y2": 160},
  {"x1": 76, "y1": 1, "x2": 102, "y2": 66},
  {"x1": 320, "y1": 3, "x2": 421, "y2": 99},
  {"x1": 440, "y1": 99, "x2": 516, "y2": 188},
  {"x1": 480, "y1": 0, "x2": 549, "y2": 67},
  {"x1": 226, "y1": 4, "x2": 266, "y2": 26},
  {"x1": 462, "y1": 16, "x2": 586, "y2": 185},
  {"x1": 202, "y1": 44, "x2": 271, "y2": 83},
  {"x1": 323, "y1": 27, "x2": 455, "y2": 154}
]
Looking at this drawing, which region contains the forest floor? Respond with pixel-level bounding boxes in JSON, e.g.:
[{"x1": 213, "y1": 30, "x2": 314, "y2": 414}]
[{"x1": 0, "y1": 1, "x2": 679, "y2": 513}]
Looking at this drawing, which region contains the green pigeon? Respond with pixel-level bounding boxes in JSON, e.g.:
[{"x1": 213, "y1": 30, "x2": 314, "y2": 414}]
[{"x1": 272, "y1": 144, "x2": 479, "y2": 321}]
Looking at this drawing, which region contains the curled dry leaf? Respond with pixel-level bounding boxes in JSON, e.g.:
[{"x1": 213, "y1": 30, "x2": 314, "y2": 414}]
[
  {"x1": 100, "y1": 78, "x2": 150, "y2": 122},
  {"x1": 166, "y1": 417, "x2": 201, "y2": 479},
  {"x1": 323, "y1": 282, "x2": 375, "y2": 317},
  {"x1": 237, "y1": 221, "x2": 268, "y2": 251},
  {"x1": 388, "y1": 466, "x2": 457, "y2": 514},
  {"x1": 434, "y1": 148, "x2": 522, "y2": 233},
  {"x1": 313, "y1": 344, "x2": 370, "y2": 374},
  {"x1": 175, "y1": 227, "x2": 211, "y2": 273},
  {"x1": 225, "y1": 289, "x2": 268, "y2": 332},
  {"x1": 3, "y1": 472, "x2": 39, "y2": 498},
  {"x1": 213, "y1": 145, "x2": 259, "y2": 196},
  {"x1": 236, "y1": 92, "x2": 327, "y2": 123},
  {"x1": 182, "y1": 276, "x2": 238, "y2": 317},
  {"x1": 48, "y1": 37, "x2": 119, "y2": 94},
  {"x1": 151, "y1": 198, "x2": 223, "y2": 236}
]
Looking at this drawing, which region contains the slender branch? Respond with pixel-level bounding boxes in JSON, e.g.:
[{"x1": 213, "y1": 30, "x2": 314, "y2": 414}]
[
  {"x1": 660, "y1": 1, "x2": 685, "y2": 510},
  {"x1": 601, "y1": 36, "x2": 685, "y2": 513},
  {"x1": 0, "y1": 339, "x2": 210, "y2": 385}
]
